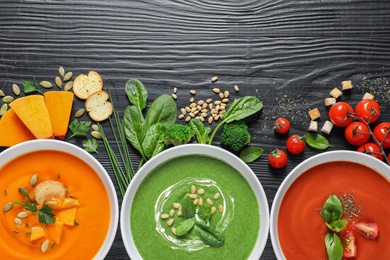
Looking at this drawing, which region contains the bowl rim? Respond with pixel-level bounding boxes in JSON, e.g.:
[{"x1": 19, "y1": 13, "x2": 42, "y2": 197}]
[
  {"x1": 0, "y1": 139, "x2": 119, "y2": 260},
  {"x1": 120, "y1": 143, "x2": 269, "y2": 260},
  {"x1": 270, "y1": 150, "x2": 390, "y2": 259}
]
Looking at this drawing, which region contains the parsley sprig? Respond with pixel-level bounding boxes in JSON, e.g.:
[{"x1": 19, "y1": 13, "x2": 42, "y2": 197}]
[
  {"x1": 22, "y1": 77, "x2": 44, "y2": 95},
  {"x1": 68, "y1": 119, "x2": 91, "y2": 140},
  {"x1": 13, "y1": 187, "x2": 55, "y2": 225}
]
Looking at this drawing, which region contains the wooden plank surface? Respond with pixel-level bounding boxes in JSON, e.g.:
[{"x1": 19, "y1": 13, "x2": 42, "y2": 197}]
[{"x1": 1, "y1": 0, "x2": 390, "y2": 259}]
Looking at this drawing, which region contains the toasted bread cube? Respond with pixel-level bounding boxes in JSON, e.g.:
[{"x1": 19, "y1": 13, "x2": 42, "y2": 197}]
[
  {"x1": 61, "y1": 198, "x2": 80, "y2": 209},
  {"x1": 321, "y1": 120, "x2": 334, "y2": 135},
  {"x1": 30, "y1": 226, "x2": 45, "y2": 241},
  {"x1": 330, "y1": 87, "x2": 342, "y2": 99},
  {"x1": 363, "y1": 92, "x2": 374, "y2": 100},
  {"x1": 324, "y1": 98, "x2": 336, "y2": 107},
  {"x1": 308, "y1": 121, "x2": 318, "y2": 132},
  {"x1": 56, "y1": 207, "x2": 77, "y2": 226},
  {"x1": 48, "y1": 221, "x2": 64, "y2": 245},
  {"x1": 308, "y1": 108, "x2": 321, "y2": 120},
  {"x1": 341, "y1": 80, "x2": 353, "y2": 90}
]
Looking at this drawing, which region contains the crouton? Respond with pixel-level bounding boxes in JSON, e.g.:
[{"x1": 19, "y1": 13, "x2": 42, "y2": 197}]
[
  {"x1": 308, "y1": 108, "x2": 321, "y2": 120},
  {"x1": 330, "y1": 88, "x2": 342, "y2": 99},
  {"x1": 324, "y1": 98, "x2": 336, "y2": 107},
  {"x1": 308, "y1": 120, "x2": 318, "y2": 132},
  {"x1": 73, "y1": 71, "x2": 103, "y2": 100},
  {"x1": 341, "y1": 80, "x2": 353, "y2": 90},
  {"x1": 33, "y1": 180, "x2": 66, "y2": 205},
  {"x1": 85, "y1": 90, "x2": 113, "y2": 122},
  {"x1": 321, "y1": 120, "x2": 334, "y2": 135},
  {"x1": 362, "y1": 92, "x2": 374, "y2": 100}
]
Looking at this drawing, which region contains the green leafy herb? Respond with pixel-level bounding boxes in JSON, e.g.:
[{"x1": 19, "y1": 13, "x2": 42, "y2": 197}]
[
  {"x1": 175, "y1": 218, "x2": 195, "y2": 236},
  {"x1": 73, "y1": 220, "x2": 80, "y2": 227},
  {"x1": 4, "y1": 189, "x2": 7, "y2": 196},
  {"x1": 194, "y1": 221, "x2": 225, "y2": 248},
  {"x1": 304, "y1": 133, "x2": 333, "y2": 150},
  {"x1": 325, "y1": 232, "x2": 343, "y2": 260},
  {"x1": 189, "y1": 119, "x2": 211, "y2": 144},
  {"x1": 82, "y1": 138, "x2": 98, "y2": 153},
  {"x1": 208, "y1": 96, "x2": 263, "y2": 145},
  {"x1": 22, "y1": 78, "x2": 43, "y2": 95},
  {"x1": 321, "y1": 194, "x2": 343, "y2": 224},
  {"x1": 39, "y1": 204, "x2": 56, "y2": 224},
  {"x1": 197, "y1": 203, "x2": 212, "y2": 222},
  {"x1": 240, "y1": 147, "x2": 263, "y2": 163},
  {"x1": 68, "y1": 119, "x2": 91, "y2": 140},
  {"x1": 181, "y1": 195, "x2": 196, "y2": 219},
  {"x1": 327, "y1": 219, "x2": 347, "y2": 233}
]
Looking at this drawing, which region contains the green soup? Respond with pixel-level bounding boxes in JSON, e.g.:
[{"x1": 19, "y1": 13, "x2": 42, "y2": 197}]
[{"x1": 130, "y1": 154, "x2": 260, "y2": 260}]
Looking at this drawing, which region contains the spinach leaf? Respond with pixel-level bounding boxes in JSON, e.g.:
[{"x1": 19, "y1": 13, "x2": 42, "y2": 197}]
[
  {"x1": 181, "y1": 195, "x2": 196, "y2": 219},
  {"x1": 325, "y1": 233, "x2": 343, "y2": 260},
  {"x1": 197, "y1": 203, "x2": 212, "y2": 222},
  {"x1": 141, "y1": 123, "x2": 166, "y2": 159},
  {"x1": 125, "y1": 78, "x2": 148, "y2": 113},
  {"x1": 194, "y1": 221, "x2": 225, "y2": 248},
  {"x1": 189, "y1": 118, "x2": 211, "y2": 144},
  {"x1": 144, "y1": 94, "x2": 177, "y2": 133},
  {"x1": 305, "y1": 133, "x2": 333, "y2": 150},
  {"x1": 175, "y1": 218, "x2": 195, "y2": 236},
  {"x1": 240, "y1": 147, "x2": 263, "y2": 163},
  {"x1": 321, "y1": 194, "x2": 343, "y2": 224},
  {"x1": 124, "y1": 105, "x2": 145, "y2": 158}
]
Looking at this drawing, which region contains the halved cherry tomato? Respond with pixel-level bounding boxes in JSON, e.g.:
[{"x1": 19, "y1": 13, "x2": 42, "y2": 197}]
[
  {"x1": 268, "y1": 149, "x2": 288, "y2": 168},
  {"x1": 357, "y1": 142, "x2": 384, "y2": 160},
  {"x1": 344, "y1": 121, "x2": 370, "y2": 146},
  {"x1": 328, "y1": 102, "x2": 354, "y2": 127},
  {"x1": 355, "y1": 99, "x2": 380, "y2": 124},
  {"x1": 373, "y1": 122, "x2": 390, "y2": 148},
  {"x1": 273, "y1": 117, "x2": 291, "y2": 134},
  {"x1": 286, "y1": 135, "x2": 305, "y2": 154},
  {"x1": 353, "y1": 221, "x2": 379, "y2": 240},
  {"x1": 342, "y1": 230, "x2": 357, "y2": 258}
]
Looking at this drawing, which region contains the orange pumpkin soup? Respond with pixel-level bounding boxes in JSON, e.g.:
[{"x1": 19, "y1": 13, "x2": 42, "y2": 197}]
[
  {"x1": 278, "y1": 161, "x2": 390, "y2": 259},
  {"x1": 0, "y1": 150, "x2": 110, "y2": 259}
]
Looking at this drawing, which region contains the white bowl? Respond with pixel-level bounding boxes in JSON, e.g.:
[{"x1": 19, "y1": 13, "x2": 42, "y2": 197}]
[
  {"x1": 0, "y1": 140, "x2": 118, "y2": 260},
  {"x1": 121, "y1": 144, "x2": 269, "y2": 260},
  {"x1": 270, "y1": 150, "x2": 390, "y2": 259}
]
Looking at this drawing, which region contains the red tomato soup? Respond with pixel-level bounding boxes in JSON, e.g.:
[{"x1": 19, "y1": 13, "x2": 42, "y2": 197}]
[{"x1": 278, "y1": 161, "x2": 390, "y2": 259}]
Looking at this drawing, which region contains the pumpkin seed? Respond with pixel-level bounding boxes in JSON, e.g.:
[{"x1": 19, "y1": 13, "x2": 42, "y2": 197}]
[
  {"x1": 40, "y1": 81, "x2": 53, "y2": 89},
  {"x1": 2, "y1": 96, "x2": 14, "y2": 103},
  {"x1": 3, "y1": 202, "x2": 13, "y2": 212},
  {"x1": 211, "y1": 76, "x2": 218, "y2": 82},
  {"x1": 0, "y1": 103, "x2": 8, "y2": 116},
  {"x1": 0, "y1": 90, "x2": 4, "y2": 97},
  {"x1": 91, "y1": 130, "x2": 102, "y2": 139},
  {"x1": 58, "y1": 66, "x2": 65, "y2": 77},
  {"x1": 14, "y1": 217, "x2": 23, "y2": 226},
  {"x1": 12, "y1": 84, "x2": 21, "y2": 96},
  {"x1": 41, "y1": 239, "x2": 49, "y2": 253},
  {"x1": 91, "y1": 124, "x2": 99, "y2": 131},
  {"x1": 17, "y1": 211, "x2": 28, "y2": 219},
  {"x1": 63, "y1": 72, "x2": 73, "y2": 82},
  {"x1": 30, "y1": 173, "x2": 38, "y2": 187},
  {"x1": 55, "y1": 76, "x2": 62, "y2": 89},
  {"x1": 64, "y1": 81, "x2": 73, "y2": 91},
  {"x1": 75, "y1": 108, "x2": 85, "y2": 118}
]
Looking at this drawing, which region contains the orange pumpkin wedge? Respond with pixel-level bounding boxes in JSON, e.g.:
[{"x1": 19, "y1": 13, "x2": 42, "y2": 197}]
[
  {"x1": 44, "y1": 91, "x2": 74, "y2": 139},
  {"x1": 10, "y1": 95, "x2": 53, "y2": 139},
  {"x1": 0, "y1": 109, "x2": 35, "y2": 147}
]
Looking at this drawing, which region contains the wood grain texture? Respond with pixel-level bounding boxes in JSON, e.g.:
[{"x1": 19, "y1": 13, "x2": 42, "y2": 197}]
[{"x1": 1, "y1": 0, "x2": 390, "y2": 259}]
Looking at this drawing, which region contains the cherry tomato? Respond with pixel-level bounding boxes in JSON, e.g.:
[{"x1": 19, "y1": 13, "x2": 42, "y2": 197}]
[
  {"x1": 328, "y1": 102, "x2": 354, "y2": 127},
  {"x1": 353, "y1": 221, "x2": 379, "y2": 240},
  {"x1": 357, "y1": 142, "x2": 384, "y2": 160},
  {"x1": 342, "y1": 230, "x2": 357, "y2": 258},
  {"x1": 373, "y1": 122, "x2": 390, "y2": 148},
  {"x1": 286, "y1": 135, "x2": 306, "y2": 154},
  {"x1": 273, "y1": 117, "x2": 290, "y2": 134},
  {"x1": 344, "y1": 121, "x2": 370, "y2": 146},
  {"x1": 268, "y1": 149, "x2": 288, "y2": 168},
  {"x1": 355, "y1": 99, "x2": 380, "y2": 124}
]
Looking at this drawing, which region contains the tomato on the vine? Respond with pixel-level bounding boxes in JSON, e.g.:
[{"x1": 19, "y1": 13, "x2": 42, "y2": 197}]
[
  {"x1": 357, "y1": 142, "x2": 383, "y2": 160},
  {"x1": 286, "y1": 135, "x2": 306, "y2": 154},
  {"x1": 344, "y1": 121, "x2": 370, "y2": 146},
  {"x1": 268, "y1": 149, "x2": 288, "y2": 168},
  {"x1": 355, "y1": 99, "x2": 380, "y2": 124},
  {"x1": 373, "y1": 122, "x2": 390, "y2": 148},
  {"x1": 273, "y1": 117, "x2": 290, "y2": 134},
  {"x1": 328, "y1": 102, "x2": 354, "y2": 127}
]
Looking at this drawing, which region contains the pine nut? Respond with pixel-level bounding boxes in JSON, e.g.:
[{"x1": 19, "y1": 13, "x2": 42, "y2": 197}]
[
  {"x1": 206, "y1": 198, "x2": 214, "y2": 205},
  {"x1": 197, "y1": 188, "x2": 205, "y2": 195},
  {"x1": 190, "y1": 97, "x2": 195, "y2": 103},
  {"x1": 189, "y1": 194, "x2": 197, "y2": 199},
  {"x1": 214, "y1": 192, "x2": 220, "y2": 200},
  {"x1": 169, "y1": 209, "x2": 175, "y2": 217},
  {"x1": 219, "y1": 92, "x2": 224, "y2": 99},
  {"x1": 190, "y1": 90, "x2": 196, "y2": 95},
  {"x1": 173, "y1": 87, "x2": 177, "y2": 94},
  {"x1": 211, "y1": 76, "x2": 218, "y2": 82},
  {"x1": 178, "y1": 114, "x2": 184, "y2": 120},
  {"x1": 206, "y1": 98, "x2": 213, "y2": 103},
  {"x1": 208, "y1": 116, "x2": 213, "y2": 124},
  {"x1": 185, "y1": 116, "x2": 191, "y2": 122},
  {"x1": 211, "y1": 206, "x2": 217, "y2": 214},
  {"x1": 167, "y1": 218, "x2": 174, "y2": 226},
  {"x1": 198, "y1": 198, "x2": 203, "y2": 206},
  {"x1": 193, "y1": 198, "x2": 198, "y2": 205},
  {"x1": 219, "y1": 205, "x2": 224, "y2": 212},
  {"x1": 173, "y1": 203, "x2": 180, "y2": 209},
  {"x1": 212, "y1": 88, "x2": 220, "y2": 94},
  {"x1": 160, "y1": 213, "x2": 169, "y2": 219},
  {"x1": 234, "y1": 85, "x2": 239, "y2": 92},
  {"x1": 172, "y1": 93, "x2": 177, "y2": 100},
  {"x1": 224, "y1": 90, "x2": 230, "y2": 98},
  {"x1": 191, "y1": 185, "x2": 196, "y2": 194}
]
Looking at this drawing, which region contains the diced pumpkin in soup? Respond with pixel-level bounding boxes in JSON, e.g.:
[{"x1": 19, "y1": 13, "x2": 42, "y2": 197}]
[
  {"x1": 57, "y1": 207, "x2": 77, "y2": 226},
  {"x1": 30, "y1": 226, "x2": 45, "y2": 241},
  {"x1": 61, "y1": 198, "x2": 80, "y2": 209},
  {"x1": 44, "y1": 197, "x2": 63, "y2": 210},
  {"x1": 47, "y1": 221, "x2": 64, "y2": 245}
]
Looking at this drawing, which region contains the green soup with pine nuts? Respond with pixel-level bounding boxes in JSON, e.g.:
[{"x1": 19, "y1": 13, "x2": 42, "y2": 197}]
[{"x1": 130, "y1": 154, "x2": 260, "y2": 260}]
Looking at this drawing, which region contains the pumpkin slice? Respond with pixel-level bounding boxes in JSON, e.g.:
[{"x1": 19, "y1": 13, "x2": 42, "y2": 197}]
[
  {"x1": 0, "y1": 109, "x2": 35, "y2": 147},
  {"x1": 44, "y1": 91, "x2": 74, "y2": 139},
  {"x1": 10, "y1": 95, "x2": 53, "y2": 139}
]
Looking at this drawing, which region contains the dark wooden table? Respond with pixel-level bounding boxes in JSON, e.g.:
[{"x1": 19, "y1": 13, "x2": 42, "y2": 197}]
[{"x1": 1, "y1": 1, "x2": 390, "y2": 259}]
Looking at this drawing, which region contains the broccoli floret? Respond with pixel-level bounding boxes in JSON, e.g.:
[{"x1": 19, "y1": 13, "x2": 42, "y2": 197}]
[
  {"x1": 220, "y1": 121, "x2": 250, "y2": 151},
  {"x1": 164, "y1": 124, "x2": 194, "y2": 146}
]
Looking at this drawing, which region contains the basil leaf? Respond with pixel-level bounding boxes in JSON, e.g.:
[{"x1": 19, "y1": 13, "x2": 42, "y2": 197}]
[
  {"x1": 141, "y1": 123, "x2": 166, "y2": 159},
  {"x1": 327, "y1": 219, "x2": 347, "y2": 233},
  {"x1": 321, "y1": 194, "x2": 343, "y2": 224},
  {"x1": 189, "y1": 119, "x2": 211, "y2": 144},
  {"x1": 124, "y1": 105, "x2": 145, "y2": 157},
  {"x1": 304, "y1": 133, "x2": 332, "y2": 150},
  {"x1": 144, "y1": 94, "x2": 177, "y2": 132},
  {"x1": 325, "y1": 233, "x2": 343, "y2": 260},
  {"x1": 125, "y1": 78, "x2": 148, "y2": 111},
  {"x1": 175, "y1": 218, "x2": 195, "y2": 236},
  {"x1": 222, "y1": 96, "x2": 263, "y2": 124},
  {"x1": 240, "y1": 147, "x2": 263, "y2": 163},
  {"x1": 194, "y1": 221, "x2": 225, "y2": 248},
  {"x1": 197, "y1": 203, "x2": 212, "y2": 222},
  {"x1": 181, "y1": 195, "x2": 196, "y2": 219}
]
